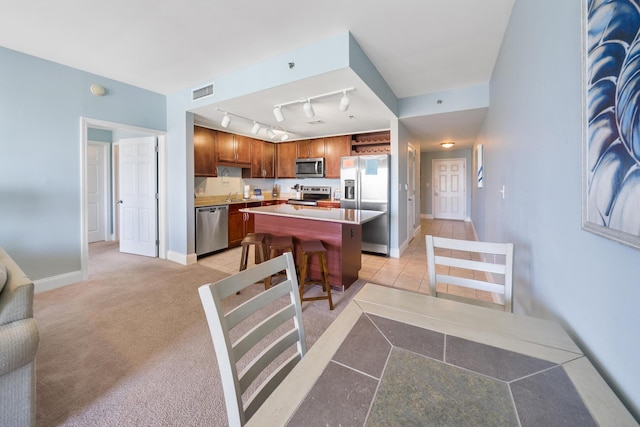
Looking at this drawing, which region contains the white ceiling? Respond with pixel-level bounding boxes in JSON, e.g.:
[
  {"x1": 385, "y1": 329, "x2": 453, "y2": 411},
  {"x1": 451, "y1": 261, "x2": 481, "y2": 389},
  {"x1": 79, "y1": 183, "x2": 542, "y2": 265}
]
[{"x1": 0, "y1": 0, "x2": 514, "y2": 151}]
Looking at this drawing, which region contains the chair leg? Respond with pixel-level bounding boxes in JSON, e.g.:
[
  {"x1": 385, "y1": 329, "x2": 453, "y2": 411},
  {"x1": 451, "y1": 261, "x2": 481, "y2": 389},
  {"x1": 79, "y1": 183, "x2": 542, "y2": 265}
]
[
  {"x1": 320, "y1": 252, "x2": 334, "y2": 310},
  {"x1": 298, "y1": 252, "x2": 308, "y2": 301}
]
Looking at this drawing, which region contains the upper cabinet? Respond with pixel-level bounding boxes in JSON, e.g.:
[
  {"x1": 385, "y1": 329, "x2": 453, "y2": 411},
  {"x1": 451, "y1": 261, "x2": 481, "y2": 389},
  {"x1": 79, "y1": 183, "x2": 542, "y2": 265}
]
[
  {"x1": 244, "y1": 139, "x2": 275, "y2": 178},
  {"x1": 194, "y1": 125, "x2": 217, "y2": 177},
  {"x1": 297, "y1": 138, "x2": 325, "y2": 158},
  {"x1": 217, "y1": 131, "x2": 251, "y2": 166},
  {"x1": 324, "y1": 135, "x2": 351, "y2": 178},
  {"x1": 277, "y1": 141, "x2": 297, "y2": 178}
]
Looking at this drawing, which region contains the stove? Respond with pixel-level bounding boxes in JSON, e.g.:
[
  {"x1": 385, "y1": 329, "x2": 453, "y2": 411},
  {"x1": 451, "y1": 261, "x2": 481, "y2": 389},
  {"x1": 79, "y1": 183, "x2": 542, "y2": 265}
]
[{"x1": 287, "y1": 185, "x2": 331, "y2": 206}]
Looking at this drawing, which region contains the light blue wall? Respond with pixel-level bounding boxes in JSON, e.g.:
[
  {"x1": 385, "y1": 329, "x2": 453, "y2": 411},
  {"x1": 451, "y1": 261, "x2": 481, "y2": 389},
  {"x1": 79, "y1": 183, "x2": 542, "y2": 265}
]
[
  {"x1": 473, "y1": 0, "x2": 639, "y2": 417},
  {"x1": 421, "y1": 149, "x2": 473, "y2": 218},
  {"x1": 0, "y1": 46, "x2": 166, "y2": 281}
]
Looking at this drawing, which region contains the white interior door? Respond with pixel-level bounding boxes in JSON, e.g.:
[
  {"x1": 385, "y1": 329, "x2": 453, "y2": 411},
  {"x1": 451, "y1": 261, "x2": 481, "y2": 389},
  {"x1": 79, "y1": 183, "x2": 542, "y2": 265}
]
[
  {"x1": 87, "y1": 142, "x2": 108, "y2": 243},
  {"x1": 433, "y1": 158, "x2": 466, "y2": 220},
  {"x1": 408, "y1": 145, "x2": 417, "y2": 236},
  {"x1": 118, "y1": 136, "x2": 158, "y2": 257}
]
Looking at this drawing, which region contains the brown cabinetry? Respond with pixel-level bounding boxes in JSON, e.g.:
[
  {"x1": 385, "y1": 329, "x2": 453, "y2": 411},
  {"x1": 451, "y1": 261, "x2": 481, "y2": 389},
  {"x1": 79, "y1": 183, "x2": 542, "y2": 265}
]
[
  {"x1": 228, "y1": 202, "x2": 261, "y2": 247},
  {"x1": 297, "y1": 138, "x2": 325, "y2": 158},
  {"x1": 244, "y1": 139, "x2": 275, "y2": 178},
  {"x1": 324, "y1": 135, "x2": 351, "y2": 178},
  {"x1": 194, "y1": 126, "x2": 217, "y2": 177},
  {"x1": 276, "y1": 141, "x2": 297, "y2": 178},
  {"x1": 217, "y1": 131, "x2": 251, "y2": 166}
]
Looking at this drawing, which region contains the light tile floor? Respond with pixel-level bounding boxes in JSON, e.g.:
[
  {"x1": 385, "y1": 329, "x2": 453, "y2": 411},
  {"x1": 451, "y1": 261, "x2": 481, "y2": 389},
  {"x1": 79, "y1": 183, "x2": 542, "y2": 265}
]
[{"x1": 197, "y1": 218, "x2": 493, "y2": 302}]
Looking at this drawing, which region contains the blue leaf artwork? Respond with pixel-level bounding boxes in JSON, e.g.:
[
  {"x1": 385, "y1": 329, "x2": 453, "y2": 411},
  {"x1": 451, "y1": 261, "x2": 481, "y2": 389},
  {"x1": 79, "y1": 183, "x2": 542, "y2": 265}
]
[{"x1": 587, "y1": 0, "x2": 640, "y2": 236}]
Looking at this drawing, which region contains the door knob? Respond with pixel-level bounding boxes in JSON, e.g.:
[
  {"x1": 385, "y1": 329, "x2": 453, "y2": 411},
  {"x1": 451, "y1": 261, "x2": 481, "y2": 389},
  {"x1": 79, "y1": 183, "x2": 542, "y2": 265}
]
[{"x1": 117, "y1": 200, "x2": 123, "y2": 204}]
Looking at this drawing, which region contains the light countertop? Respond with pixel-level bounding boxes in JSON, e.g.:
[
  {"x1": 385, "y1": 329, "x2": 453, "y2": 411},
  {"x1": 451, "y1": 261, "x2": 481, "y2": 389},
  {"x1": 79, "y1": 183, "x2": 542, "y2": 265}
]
[{"x1": 240, "y1": 204, "x2": 384, "y2": 225}]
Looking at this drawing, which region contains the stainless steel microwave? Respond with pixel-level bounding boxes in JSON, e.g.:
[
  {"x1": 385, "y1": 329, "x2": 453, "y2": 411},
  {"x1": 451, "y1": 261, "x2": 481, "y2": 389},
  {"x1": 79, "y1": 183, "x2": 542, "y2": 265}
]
[{"x1": 295, "y1": 157, "x2": 325, "y2": 178}]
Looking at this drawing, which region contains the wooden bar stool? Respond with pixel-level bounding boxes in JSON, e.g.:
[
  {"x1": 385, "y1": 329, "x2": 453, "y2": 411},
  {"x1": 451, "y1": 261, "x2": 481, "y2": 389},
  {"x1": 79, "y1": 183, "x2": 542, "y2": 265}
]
[
  {"x1": 265, "y1": 235, "x2": 294, "y2": 289},
  {"x1": 298, "y1": 240, "x2": 334, "y2": 310},
  {"x1": 238, "y1": 233, "x2": 268, "y2": 292},
  {"x1": 239, "y1": 233, "x2": 267, "y2": 272}
]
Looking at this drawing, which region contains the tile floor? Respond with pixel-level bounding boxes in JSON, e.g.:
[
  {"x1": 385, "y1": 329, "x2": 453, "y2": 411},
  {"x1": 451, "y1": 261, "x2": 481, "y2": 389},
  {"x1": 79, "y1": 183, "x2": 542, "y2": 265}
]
[{"x1": 197, "y1": 218, "x2": 494, "y2": 303}]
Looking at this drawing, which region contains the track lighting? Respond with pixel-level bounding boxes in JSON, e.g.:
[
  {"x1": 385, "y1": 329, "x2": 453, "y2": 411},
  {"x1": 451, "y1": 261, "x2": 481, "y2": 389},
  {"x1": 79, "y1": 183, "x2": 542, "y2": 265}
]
[
  {"x1": 273, "y1": 106, "x2": 284, "y2": 122},
  {"x1": 303, "y1": 99, "x2": 315, "y2": 118},
  {"x1": 215, "y1": 108, "x2": 296, "y2": 141},
  {"x1": 339, "y1": 91, "x2": 350, "y2": 112},
  {"x1": 251, "y1": 121, "x2": 261, "y2": 135},
  {"x1": 221, "y1": 113, "x2": 231, "y2": 128},
  {"x1": 273, "y1": 87, "x2": 354, "y2": 121}
]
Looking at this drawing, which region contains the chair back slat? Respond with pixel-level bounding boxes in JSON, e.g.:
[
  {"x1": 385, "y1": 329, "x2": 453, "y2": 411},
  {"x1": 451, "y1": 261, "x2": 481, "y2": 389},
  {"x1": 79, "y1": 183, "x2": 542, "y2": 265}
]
[
  {"x1": 426, "y1": 235, "x2": 514, "y2": 312},
  {"x1": 198, "y1": 252, "x2": 306, "y2": 426},
  {"x1": 434, "y1": 255, "x2": 507, "y2": 275},
  {"x1": 233, "y1": 304, "x2": 296, "y2": 360}
]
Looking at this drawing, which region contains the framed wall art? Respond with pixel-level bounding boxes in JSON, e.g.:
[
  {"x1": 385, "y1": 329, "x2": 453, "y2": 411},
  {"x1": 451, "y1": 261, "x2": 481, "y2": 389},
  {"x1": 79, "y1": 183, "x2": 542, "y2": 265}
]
[{"x1": 583, "y1": 0, "x2": 640, "y2": 249}]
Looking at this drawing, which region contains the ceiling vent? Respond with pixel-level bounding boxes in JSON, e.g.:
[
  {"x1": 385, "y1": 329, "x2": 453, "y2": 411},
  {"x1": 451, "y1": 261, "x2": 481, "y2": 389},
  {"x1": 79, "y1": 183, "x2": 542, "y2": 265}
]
[
  {"x1": 306, "y1": 120, "x2": 325, "y2": 125},
  {"x1": 192, "y1": 82, "x2": 215, "y2": 101}
]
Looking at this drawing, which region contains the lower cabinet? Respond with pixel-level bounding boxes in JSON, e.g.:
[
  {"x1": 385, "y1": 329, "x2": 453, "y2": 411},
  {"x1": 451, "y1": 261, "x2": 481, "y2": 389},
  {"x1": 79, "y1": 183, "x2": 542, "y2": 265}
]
[{"x1": 227, "y1": 202, "x2": 261, "y2": 247}]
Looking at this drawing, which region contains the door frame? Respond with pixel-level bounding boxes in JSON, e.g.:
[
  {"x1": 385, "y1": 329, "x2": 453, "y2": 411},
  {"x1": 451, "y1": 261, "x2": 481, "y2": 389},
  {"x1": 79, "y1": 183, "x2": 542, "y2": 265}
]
[
  {"x1": 407, "y1": 144, "x2": 420, "y2": 239},
  {"x1": 432, "y1": 157, "x2": 467, "y2": 220},
  {"x1": 80, "y1": 117, "x2": 167, "y2": 281},
  {"x1": 87, "y1": 141, "x2": 110, "y2": 243}
]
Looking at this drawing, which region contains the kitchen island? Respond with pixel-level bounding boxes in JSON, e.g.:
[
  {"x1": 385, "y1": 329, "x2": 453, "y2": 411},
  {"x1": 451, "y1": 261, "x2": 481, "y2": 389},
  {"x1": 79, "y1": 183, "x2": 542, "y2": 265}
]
[{"x1": 240, "y1": 204, "x2": 384, "y2": 290}]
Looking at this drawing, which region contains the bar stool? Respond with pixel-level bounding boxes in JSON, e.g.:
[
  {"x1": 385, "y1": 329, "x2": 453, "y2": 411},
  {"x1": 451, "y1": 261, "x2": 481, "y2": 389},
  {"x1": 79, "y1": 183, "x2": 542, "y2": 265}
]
[
  {"x1": 239, "y1": 233, "x2": 268, "y2": 272},
  {"x1": 265, "y1": 235, "x2": 294, "y2": 289},
  {"x1": 298, "y1": 240, "x2": 334, "y2": 310},
  {"x1": 238, "y1": 233, "x2": 268, "y2": 293}
]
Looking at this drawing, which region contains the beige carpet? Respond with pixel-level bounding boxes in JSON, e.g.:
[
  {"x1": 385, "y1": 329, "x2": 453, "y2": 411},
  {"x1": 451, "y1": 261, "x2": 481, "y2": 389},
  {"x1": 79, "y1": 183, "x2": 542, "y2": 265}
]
[{"x1": 34, "y1": 242, "x2": 366, "y2": 426}]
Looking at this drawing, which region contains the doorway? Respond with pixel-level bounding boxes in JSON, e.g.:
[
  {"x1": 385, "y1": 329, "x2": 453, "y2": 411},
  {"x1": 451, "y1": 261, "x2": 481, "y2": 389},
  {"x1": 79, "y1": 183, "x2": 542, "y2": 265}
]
[
  {"x1": 81, "y1": 117, "x2": 166, "y2": 281},
  {"x1": 432, "y1": 158, "x2": 466, "y2": 220}
]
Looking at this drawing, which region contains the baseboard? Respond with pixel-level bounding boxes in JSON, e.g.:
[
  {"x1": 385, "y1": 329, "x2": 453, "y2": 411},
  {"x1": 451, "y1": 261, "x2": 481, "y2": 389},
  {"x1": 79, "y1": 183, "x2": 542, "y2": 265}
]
[
  {"x1": 34, "y1": 270, "x2": 84, "y2": 293},
  {"x1": 167, "y1": 250, "x2": 197, "y2": 266}
]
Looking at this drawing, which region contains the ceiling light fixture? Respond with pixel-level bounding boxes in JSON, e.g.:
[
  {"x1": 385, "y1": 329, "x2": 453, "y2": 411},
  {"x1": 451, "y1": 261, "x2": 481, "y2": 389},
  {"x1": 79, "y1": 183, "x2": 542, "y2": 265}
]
[
  {"x1": 273, "y1": 106, "x2": 285, "y2": 122},
  {"x1": 251, "y1": 121, "x2": 261, "y2": 135},
  {"x1": 266, "y1": 128, "x2": 276, "y2": 139},
  {"x1": 339, "y1": 91, "x2": 350, "y2": 111},
  {"x1": 221, "y1": 113, "x2": 231, "y2": 128},
  {"x1": 273, "y1": 87, "x2": 355, "y2": 121},
  {"x1": 303, "y1": 99, "x2": 315, "y2": 118},
  {"x1": 441, "y1": 141, "x2": 455, "y2": 148},
  {"x1": 280, "y1": 133, "x2": 289, "y2": 141}
]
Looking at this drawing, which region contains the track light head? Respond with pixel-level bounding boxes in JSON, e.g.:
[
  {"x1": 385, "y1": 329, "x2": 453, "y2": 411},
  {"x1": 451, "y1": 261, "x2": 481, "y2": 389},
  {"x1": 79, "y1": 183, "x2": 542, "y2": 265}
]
[
  {"x1": 251, "y1": 121, "x2": 261, "y2": 135},
  {"x1": 303, "y1": 99, "x2": 315, "y2": 118},
  {"x1": 221, "y1": 113, "x2": 231, "y2": 128},
  {"x1": 339, "y1": 91, "x2": 350, "y2": 112},
  {"x1": 266, "y1": 128, "x2": 276, "y2": 139},
  {"x1": 280, "y1": 133, "x2": 289, "y2": 141},
  {"x1": 273, "y1": 106, "x2": 284, "y2": 122}
]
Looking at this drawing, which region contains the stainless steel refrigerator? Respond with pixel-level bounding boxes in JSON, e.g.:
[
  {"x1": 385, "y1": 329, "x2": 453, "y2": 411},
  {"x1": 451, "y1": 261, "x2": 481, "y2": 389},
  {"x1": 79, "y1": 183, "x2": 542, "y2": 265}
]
[{"x1": 340, "y1": 154, "x2": 390, "y2": 256}]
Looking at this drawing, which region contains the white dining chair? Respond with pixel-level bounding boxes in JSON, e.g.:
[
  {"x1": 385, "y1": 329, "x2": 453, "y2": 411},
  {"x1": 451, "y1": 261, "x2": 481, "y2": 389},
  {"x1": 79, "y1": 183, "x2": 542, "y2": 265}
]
[
  {"x1": 426, "y1": 235, "x2": 514, "y2": 312},
  {"x1": 198, "y1": 252, "x2": 306, "y2": 426}
]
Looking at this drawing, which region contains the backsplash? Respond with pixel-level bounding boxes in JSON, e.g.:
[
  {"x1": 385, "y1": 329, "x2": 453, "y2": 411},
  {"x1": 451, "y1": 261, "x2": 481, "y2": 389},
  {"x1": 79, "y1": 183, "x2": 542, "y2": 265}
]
[{"x1": 195, "y1": 167, "x2": 340, "y2": 199}]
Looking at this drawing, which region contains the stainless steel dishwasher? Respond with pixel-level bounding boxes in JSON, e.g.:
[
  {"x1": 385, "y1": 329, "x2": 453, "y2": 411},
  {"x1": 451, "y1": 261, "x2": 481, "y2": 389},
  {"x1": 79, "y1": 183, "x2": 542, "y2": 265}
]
[{"x1": 196, "y1": 205, "x2": 229, "y2": 256}]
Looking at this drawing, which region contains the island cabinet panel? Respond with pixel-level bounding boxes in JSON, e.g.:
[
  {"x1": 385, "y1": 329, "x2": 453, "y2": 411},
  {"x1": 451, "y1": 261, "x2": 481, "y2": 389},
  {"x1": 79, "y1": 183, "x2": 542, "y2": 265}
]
[
  {"x1": 297, "y1": 138, "x2": 325, "y2": 158},
  {"x1": 254, "y1": 215, "x2": 362, "y2": 289},
  {"x1": 194, "y1": 126, "x2": 217, "y2": 177},
  {"x1": 324, "y1": 135, "x2": 351, "y2": 178},
  {"x1": 276, "y1": 141, "x2": 297, "y2": 178}
]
